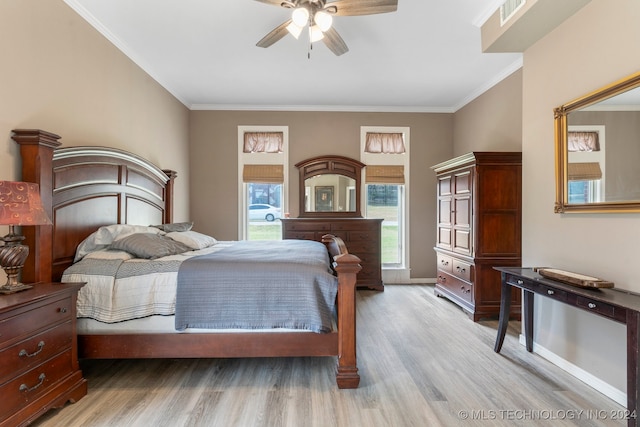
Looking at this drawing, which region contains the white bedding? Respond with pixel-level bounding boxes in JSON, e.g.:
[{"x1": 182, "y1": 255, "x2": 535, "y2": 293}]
[{"x1": 62, "y1": 243, "x2": 233, "y2": 323}]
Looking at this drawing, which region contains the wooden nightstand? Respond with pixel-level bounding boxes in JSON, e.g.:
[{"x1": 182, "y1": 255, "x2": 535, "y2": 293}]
[{"x1": 0, "y1": 282, "x2": 86, "y2": 427}]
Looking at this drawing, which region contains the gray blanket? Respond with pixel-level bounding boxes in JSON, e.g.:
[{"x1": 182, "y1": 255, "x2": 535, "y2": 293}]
[{"x1": 174, "y1": 240, "x2": 338, "y2": 333}]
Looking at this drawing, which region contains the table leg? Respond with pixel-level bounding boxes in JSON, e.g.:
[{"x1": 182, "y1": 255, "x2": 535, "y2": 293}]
[
  {"x1": 523, "y1": 289, "x2": 534, "y2": 352},
  {"x1": 627, "y1": 310, "x2": 639, "y2": 427},
  {"x1": 494, "y1": 277, "x2": 512, "y2": 353}
]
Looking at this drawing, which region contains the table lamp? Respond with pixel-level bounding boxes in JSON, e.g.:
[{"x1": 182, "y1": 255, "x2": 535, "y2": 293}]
[{"x1": 0, "y1": 181, "x2": 52, "y2": 294}]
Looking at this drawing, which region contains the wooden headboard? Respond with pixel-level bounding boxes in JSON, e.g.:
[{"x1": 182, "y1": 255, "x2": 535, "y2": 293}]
[{"x1": 13, "y1": 129, "x2": 176, "y2": 283}]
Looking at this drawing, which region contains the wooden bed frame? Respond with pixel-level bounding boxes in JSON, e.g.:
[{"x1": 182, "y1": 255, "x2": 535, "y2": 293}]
[{"x1": 13, "y1": 129, "x2": 362, "y2": 389}]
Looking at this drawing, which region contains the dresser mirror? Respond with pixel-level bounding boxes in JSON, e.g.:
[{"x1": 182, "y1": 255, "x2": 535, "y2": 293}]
[
  {"x1": 554, "y1": 71, "x2": 640, "y2": 213},
  {"x1": 295, "y1": 155, "x2": 364, "y2": 218}
]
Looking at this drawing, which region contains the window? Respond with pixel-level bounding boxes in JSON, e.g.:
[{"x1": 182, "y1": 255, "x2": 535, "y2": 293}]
[
  {"x1": 361, "y1": 127, "x2": 409, "y2": 283},
  {"x1": 238, "y1": 127, "x2": 288, "y2": 240}
]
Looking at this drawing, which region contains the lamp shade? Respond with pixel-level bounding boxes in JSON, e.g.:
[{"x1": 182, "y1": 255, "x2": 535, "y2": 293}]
[{"x1": 0, "y1": 181, "x2": 51, "y2": 226}]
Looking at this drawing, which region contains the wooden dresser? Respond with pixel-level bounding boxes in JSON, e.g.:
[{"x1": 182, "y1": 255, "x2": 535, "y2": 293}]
[
  {"x1": 282, "y1": 218, "x2": 383, "y2": 291},
  {"x1": 0, "y1": 283, "x2": 86, "y2": 426},
  {"x1": 432, "y1": 152, "x2": 522, "y2": 321}
]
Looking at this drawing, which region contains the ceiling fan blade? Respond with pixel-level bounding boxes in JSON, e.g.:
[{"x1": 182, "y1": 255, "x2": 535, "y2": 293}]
[
  {"x1": 328, "y1": 0, "x2": 398, "y2": 16},
  {"x1": 253, "y1": 0, "x2": 286, "y2": 6},
  {"x1": 322, "y1": 27, "x2": 349, "y2": 56},
  {"x1": 256, "y1": 20, "x2": 292, "y2": 48}
]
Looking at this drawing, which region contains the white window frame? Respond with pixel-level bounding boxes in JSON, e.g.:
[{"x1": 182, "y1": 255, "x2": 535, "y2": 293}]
[
  {"x1": 361, "y1": 126, "x2": 410, "y2": 284},
  {"x1": 237, "y1": 126, "x2": 289, "y2": 240}
]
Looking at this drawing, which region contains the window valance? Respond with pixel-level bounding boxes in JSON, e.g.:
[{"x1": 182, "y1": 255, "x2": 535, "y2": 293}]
[
  {"x1": 243, "y1": 132, "x2": 283, "y2": 153},
  {"x1": 364, "y1": 132, "x2": 406, "y2": 154}
]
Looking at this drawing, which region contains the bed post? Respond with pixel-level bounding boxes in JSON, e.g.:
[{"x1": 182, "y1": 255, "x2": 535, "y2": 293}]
[
  {"x1": 12, "y1": 129, "x2": 61, "y2": 284},
  {"x1": 162, "y1": 169, "x2": 177, "y2": 223},
  {"x1": 323, "y1": 234, "x2": 362, "y2": 389}
]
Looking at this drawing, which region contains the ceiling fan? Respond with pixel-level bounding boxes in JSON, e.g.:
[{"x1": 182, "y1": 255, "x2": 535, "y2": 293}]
[{"x1": 255, "y1": 0, "x2": 398, "y2": 56}]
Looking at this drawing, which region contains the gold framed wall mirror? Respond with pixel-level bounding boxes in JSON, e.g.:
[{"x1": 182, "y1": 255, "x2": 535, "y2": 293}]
[{"x1": 554, "y1": 70, "x2": 640, "y2": 213}]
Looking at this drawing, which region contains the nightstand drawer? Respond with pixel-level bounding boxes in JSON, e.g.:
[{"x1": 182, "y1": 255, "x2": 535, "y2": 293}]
[
  {"x1": 0, "y1": 296, "x2": 73, "y2": 346},
  {"x1": 0, "y1": 349, "x2": 73, "y2": 418},
  {"x1": 0, "y1": 321, "x2": 73, "y2": 383}
]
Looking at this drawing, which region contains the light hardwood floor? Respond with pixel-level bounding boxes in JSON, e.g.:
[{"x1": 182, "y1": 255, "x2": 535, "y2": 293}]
[{"x1": 34, "y1": 285, "x2": 626, "y2": 426}]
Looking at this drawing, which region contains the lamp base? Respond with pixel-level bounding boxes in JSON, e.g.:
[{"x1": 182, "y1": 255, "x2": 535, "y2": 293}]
[
  {"x1": 0, "y1": 282, "x2": 33, "y2": 294},
  {"x1": 0, "y1": 240, "x2": 31, "y2": 296}
]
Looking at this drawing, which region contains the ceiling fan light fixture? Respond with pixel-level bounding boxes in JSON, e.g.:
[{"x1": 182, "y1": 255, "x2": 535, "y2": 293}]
[
  {"x1": 314, "y1": 10, "x2": 333, "y2": 32},
  {"x1": 286, "y1": 22, "x2": 304, "y2": 39},
  {"x1": 291, "y1": 7, "x2": 310, "y2": 27},
  {"x1": 309, "y1": 25, "x2": 324, "y2": 42}
]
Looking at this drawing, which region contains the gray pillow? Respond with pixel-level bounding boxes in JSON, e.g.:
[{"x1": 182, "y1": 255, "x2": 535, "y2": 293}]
[
  {"x1": 150, "y1": 222, "x2": 194, "y2": 232},
  {"x1": 110, "y1": 233, "x2": 191, "y2": 259}
]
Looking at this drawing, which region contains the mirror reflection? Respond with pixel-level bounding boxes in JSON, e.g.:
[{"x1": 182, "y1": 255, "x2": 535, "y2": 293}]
[
  {"x1": 555, "y1": 71, "x2": 640, "y2": 213},
  {"x1": 567, "y1": 86, "x2": 640, "y2": 204},
  {"x1": 304, "y1": 174, "x2": 356, "y2": 212}
]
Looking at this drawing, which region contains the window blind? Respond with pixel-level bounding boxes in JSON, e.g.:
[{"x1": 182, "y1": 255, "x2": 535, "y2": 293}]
[
  {"x1": 365, "y1": 165, "x2": 404, "y2": 184},
  {"x1": 567, "y1": 162, "x2": 602, "y2": 181},
  {"x1": 242, "y1": 164, "x2": 284, "y2": 183}
]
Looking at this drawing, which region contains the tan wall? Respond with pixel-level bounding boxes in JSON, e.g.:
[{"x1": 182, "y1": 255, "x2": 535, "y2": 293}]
[
  {"x1": 523, "y1": 0, "x2": 640, "y2": 396},
  {"x1": 189, "y1": 110, "x2": 453, "y2": 279},
  {"x1": 0, "y1": 1, "x2": 190, "y2": 282},
  {"x1": 453, "y1": 69, "x2": 523, "y2": 155}
]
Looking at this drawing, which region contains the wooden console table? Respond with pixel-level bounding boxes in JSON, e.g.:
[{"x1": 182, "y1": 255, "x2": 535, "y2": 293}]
[{"x1": 494, "y1": 267, "x2": 640, "y2": 427}]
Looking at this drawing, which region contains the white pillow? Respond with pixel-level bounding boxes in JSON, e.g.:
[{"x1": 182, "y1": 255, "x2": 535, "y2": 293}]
[
  {"x1": 166, "y1": 231, "x2": 217, "y2": 250},
  {"x1": 74, "y1": 224, "x2": 165, "y2": 262}
]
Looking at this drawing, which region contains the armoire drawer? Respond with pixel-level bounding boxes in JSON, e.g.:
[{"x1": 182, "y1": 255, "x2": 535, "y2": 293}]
[
  {"x1": 437, "y1": 254, "x2": 453, "y2": 274},
  {"x1": 452, "y1": 259, "x2": 472, "y2": 282},
  {"x1": 436, "y1": 270, "x2": 473, "y2": 304}
]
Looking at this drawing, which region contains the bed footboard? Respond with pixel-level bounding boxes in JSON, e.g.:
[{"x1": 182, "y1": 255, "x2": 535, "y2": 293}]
[{"x1": 323, "y1": 234, "x2": 362, "y2": 388}]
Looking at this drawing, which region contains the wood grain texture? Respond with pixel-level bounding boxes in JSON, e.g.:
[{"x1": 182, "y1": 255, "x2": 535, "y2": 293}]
[{"x1": 33, "y1": 285, "x2": 625, "y2": 426}]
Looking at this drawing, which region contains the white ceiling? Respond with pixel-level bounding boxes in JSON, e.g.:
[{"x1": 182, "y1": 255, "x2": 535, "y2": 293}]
[{"x1": 64, "y1": 0, "x2": 522, "y2": 112}]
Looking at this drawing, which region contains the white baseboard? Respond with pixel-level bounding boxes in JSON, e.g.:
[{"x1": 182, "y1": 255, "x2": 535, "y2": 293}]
[{"x1": 519, "y1": 334, "x2": 626, "y2": 407}]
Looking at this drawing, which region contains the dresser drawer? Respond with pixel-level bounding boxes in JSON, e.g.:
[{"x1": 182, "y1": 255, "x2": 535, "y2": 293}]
[
  {"x1": 437, "y1": 254, "x2": 453, "y2": 274},
  {"x1": 436, "y1": 270, "x2": 473, "y2": 304},
  {"x1": 344, "y1": 240, "x2": 376, "y2": 254},
  {"x1": 0, "y1": 349, "x2": 74, "y2": 418},
  {"x1": 452, "y1": 259, "x2": 472, "y2": 282},
  {"x1": 283, "y1": 231, "x2": 317, "y2": 240},
  {"x1": 0, "y1": 296, "x2": 72, "y2": 346},
  {"x1": 330, "y1": 222, "x2": 376, "y2": 232},
  {"x1": 0, "y1": 322, "x2": 73, "y2": 384},
  {"x1": 284, "y1": 222, "x2": 331, "y2": 232},
  {"x1": 347, "y1": 230, "x2": 377, "y2": 241}
]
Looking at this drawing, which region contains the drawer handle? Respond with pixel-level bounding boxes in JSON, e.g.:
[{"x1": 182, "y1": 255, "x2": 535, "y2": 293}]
[
  {"x1": 588, "y1": 302, "x2": 597, "y2": 309},
  {"x1": 19, "y1": 341, "x2": 45, "y2": 358},
  {"x1": 439, "y1": 276, "x2": 446, "y2": 282},
  {"x1": 547, "y1": 290, "x2": 555, "y2": 295},
  {"x1": 440, "y1": 260, "x2": 449, "y2": 266},
  {"x1": 19, "y1": 373, "x2": 46, "y2": 393},
  {"x1": 59, "y1": 307, "x2": 68, "y2": 313},
  {"x1": 456, "y1": 266, "x2": 466, "y2": 273}
]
